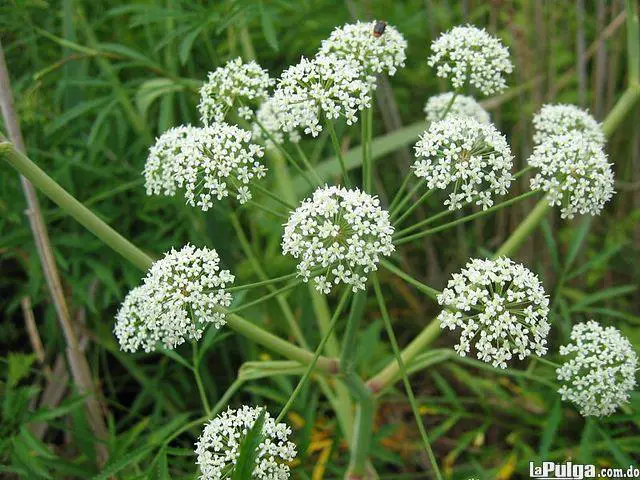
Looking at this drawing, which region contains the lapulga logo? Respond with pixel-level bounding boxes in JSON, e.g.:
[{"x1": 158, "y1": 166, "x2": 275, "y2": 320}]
[{"x1": 529, "y1": 462, "x2": 596, "y2": 480}]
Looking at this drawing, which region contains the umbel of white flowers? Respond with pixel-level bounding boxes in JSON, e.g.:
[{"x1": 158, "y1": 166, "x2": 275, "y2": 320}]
[
  {"x1": 428, "y1": 24, "x2": 513, "y2": 96},
  {"x1": 412, "y1": 116, "x2": 514, "y2": 210},
  {"x1": 195, "y1": 406, "x2": 297, "y2": 480},
  {"x1": 437, "y1": 257, "x2": 550, "y2": 369},
  {"x1": 318, "y1": 20, "x2": 407, "y2": 82},
  {"x1": 114, "y1": 245, "x2": 234, "y2": 352},
  {"x1": 533, "y1": 104, "x2": 605, "y2": 146},
  {"x1": 144, "y1": 123, "x2": 266, "y2": 211},
  {"x1": 198, "y1": 57, "x2": 273, "y2": 125},
  {"x1": 271, "y1": 54, "x2": 371, "y2": 137},
  {"x1": 423, "y1": 92, "x2": 490, "y2": 125},
  {"x1": 557, "y1": 321, "x2": 638, "y2": 417},
  {"x1": 282, "y1": 185, "x2": 395, "y2": 294},
  {"x1": 528, "y1": 131, "x2": 614, "y2": 219}
]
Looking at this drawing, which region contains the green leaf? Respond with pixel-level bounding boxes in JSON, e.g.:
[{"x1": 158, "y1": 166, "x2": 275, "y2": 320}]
[
  {"x1": 135, "y1": 79, "x2": 186, "y2": 119},
  {"x1": 565, "y1": 217, "x2": 591, "y2": 271},
  {"x1": 596, "y1": 424, "x2": 634, "y2": 467},
  {"x1": 259, "y1": 2, "x2": 278, "y2": 51},
  {"x1": 7, "y1": 352, "x2": 36, "y2": 389},
  {"x1": 538, "y1": 399, "x2": 561, "y2": 459},
  {"x1": 570, "y1": 285, "x2": 637, "y2": 311},
  {"x1": 92, "y1": 445, "x2": 153, "y2": 480},
  {"x1": 231, "y1": 408, "x2": 267, "y2": 480},
  {"x1": 179, "y1": 26, "x2": 204, "y2": 65}
]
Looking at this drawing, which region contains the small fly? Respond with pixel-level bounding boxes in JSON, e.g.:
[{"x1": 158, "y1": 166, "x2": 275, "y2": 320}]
[{"x1": 373, "y1": 20, "x2": 387, "y2": 37}]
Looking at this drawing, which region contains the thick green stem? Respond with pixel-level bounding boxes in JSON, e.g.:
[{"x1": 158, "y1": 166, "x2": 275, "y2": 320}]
[
  {"x1": 372, "y1": 276, "x2": 442, "y2": 480},
  {"x1": 327, "y1": 121, "x2": 351, "y2": 187},
  {"x1": 0, "y1": 141, "x2": 154, "y2": 271},
  {"x1": 342, "y1": 371, "x2": 376, "y2": 479},
  {"x1": 192, "y1": 342, "x2": 212, "y2": 417},
  {"x1": 362, "y1": 105, "x2": 373, "y2": 192},
  {"x1": 601, "y1": 85, "x2": 640, "y2": 137},
  {"x1": 366, "y1": 319, "x2": 440, "y2": 393},
  {"x1": 339, "y1": 291, "x2": 367, "y2": 375}
]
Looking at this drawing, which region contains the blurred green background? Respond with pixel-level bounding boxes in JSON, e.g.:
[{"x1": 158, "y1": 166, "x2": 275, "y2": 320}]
[{"x1": 1, "y1": 0, "x2": 639, "y2": 478}]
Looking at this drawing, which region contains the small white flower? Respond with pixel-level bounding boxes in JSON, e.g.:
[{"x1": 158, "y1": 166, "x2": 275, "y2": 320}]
[
  {"x1": 271, "y1": 54, "x2": 371, "y2": 137},
  {"x1": 195, "y1": 405, "x2": 297, "y2": 480},
  {"x1": 412, "y1": 116, "x2": 514, "y2": 210},
  {"x1": 533, "y1": 104, "x2": 605, "y2": 146},
  {"x1": 557, "y1": 321, "x2": 637, "y2": 417},
  {"x1": 428, "y1": 25, "x2": 513, "y2": 96},
  {"x1": 198, "y1": 57, "x2": 274, "y2": 124},
  {"x1": 528, "y1": 132, "x2": 614, "y2": 219},
  {"x1": 437, "y1": 257, "x2": 550, "y2": 369},
  {"x1": 424, "y1": 92, "x2": 490, "y2": 125},
  {"x1": 318, "y1": 21, "x2": 407, "y2": 82},
  {"x1": 251, "y1": 97, "x2": 301, "y2": 149},
  {"x1": 282, "y1": 186, "x2": 394, "y2": 293},
  {"x1": 144, "y1": 123, "x2": 266, "y2": 211},
  {"x1": 114, "y1": 244, "x2": 234, "y2": 352}
]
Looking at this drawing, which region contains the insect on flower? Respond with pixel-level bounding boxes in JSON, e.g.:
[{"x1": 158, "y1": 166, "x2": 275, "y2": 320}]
[{"x1": 373, "y1": 20, "x2": 387, "y2": 37}]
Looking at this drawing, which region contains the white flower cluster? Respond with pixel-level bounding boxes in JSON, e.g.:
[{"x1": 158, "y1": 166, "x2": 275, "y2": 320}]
[
  {"x1": 198, "y1": 57, "x2": 274, "y2": 124},
  {"x1": 424, "y1": 92, "x2": 490, "y2": 125},
  {"x1": 533, "y1": 104, "x2": 605, "y2": 146},
  {"x1": 195, "y1": 406, "x2": 297, "y2": 480},
  {"x1": 557, "y1": 321, "x2": 637, "y2": 417},
  {"x1": 528, "y1": 132, "x2": 614, "y2": 219},
  {"x1": 271, "y1": 55, "x2": 371, "y2": 137},
  {"x1": 428, "y1": 25, "x2": 513, "y2": 96},
  {"x1": 114, "y1": 245, "x2": 234, "y2": 352},
  {"x1": 282, "y1": 186, "x2": 394, "y2": 293},
  {"x1": 252, "y1": 97, "x2": 301, "y2": 149},
  {"x1": 318, "y1": 21, "x2": 407, "y2": 81},
  {"x1": 144, "y1": 124, "x2": 266, "y2": 210},
  {"x1": 437, "y1": 257, "x2": 550, "y2": 369},
  {"x1": 412, "y1": 116, "x2": 514, "y2": 210}
]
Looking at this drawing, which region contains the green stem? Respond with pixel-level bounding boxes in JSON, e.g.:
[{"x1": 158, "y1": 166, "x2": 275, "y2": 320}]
[
  {"x1": 229, "y1": 213, "x2": 308, "y2": 348},
  {"x1": 372, "y1": 275, "x2": 442, "y2": 480},
  {"x1": 192, "y1": 342, "x2": 211, "y2": 417},
  {"x1": 366, "y1": 318, "x2": 441, "y2": 393},
  {"x1": 438, "y1": 91, "x2": 458, "y2": 121},
  {"x1": 0, "y1": 141, "x2": 154, "y2": 271},
  {"x1": 254, "y1": 116, "x2": 315, "y2": 188},
  {"x1": 393, "y1": 189, "x2": 435, "y2": 227},
  {"x1": 293, "y1": 143, "x2": 323, "y2": 185},
  {"x1": 227, "y1": 280, "x2": 302, "y2": 314},
  {"x1": 601, "y1": 85, "x2": 640, "y2": 137},
  {"x1": 276, "y1": 289, "x2": 351, "y2": 423},
  {"x1": 327, "y1": 121, "x2": 351, "y2": 187},
  {"x1": 493, "y1": 200, "x2": 551, "y2": 258},
  {"x1": 388, "y1": 174, "x2": 412, "y2": 212},
  {"x1": 244, "y1": 199, "x2": 287, "y2": 219},
  {"x1": 390, "y1": 179, "x2": 426, "y2": 219},
  {"x1": 225, "y1": 314, "x2": 338, "y2": 374},
  {"x1": 339, "y1": 290, "x2": 367, "y2": 375},
  {"x1": 362, "y1": 105, "x2": 374, "y2": 192},
  {"x1": 381, "y1": 260, "x2": 440, "y2": 301},
  {"x1": 342, "y1": 371, "x2": 375, "y2": 479},
  {"x1": 396, "y1": 191, "x2": 540, "y2": 246},
  {"x1": 228, "y1": 271, "x2": 300, "y2": 292},
  {"x1": 251, "y1": 182, "x2": 296, "y2": 210},
  {"x1": 625, "y1": 0, "x2": 639, "y2": 84},
  {"x1": 395, "y1": 209, "x2": 454, "y2": 238}
]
